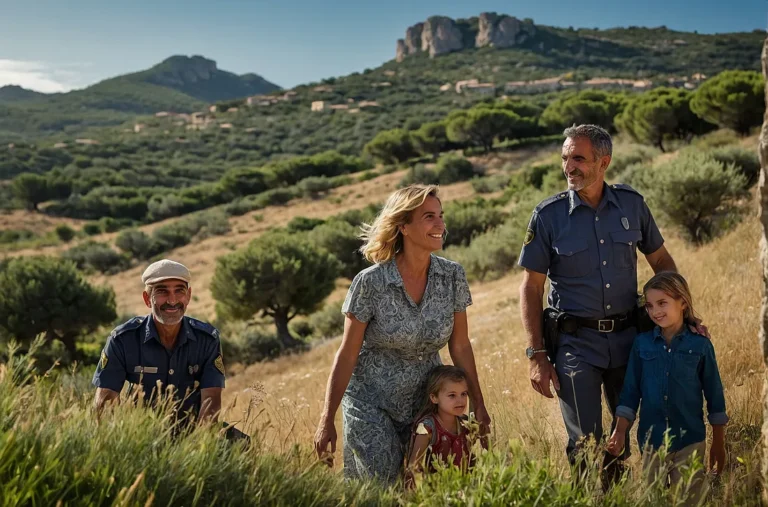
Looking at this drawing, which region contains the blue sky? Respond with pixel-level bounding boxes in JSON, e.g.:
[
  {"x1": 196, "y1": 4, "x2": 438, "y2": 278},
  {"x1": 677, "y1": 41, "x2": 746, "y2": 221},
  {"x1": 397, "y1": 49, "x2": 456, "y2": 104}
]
[{"x1": 0, "y1": 0, "x2": 765, "y2": 93}]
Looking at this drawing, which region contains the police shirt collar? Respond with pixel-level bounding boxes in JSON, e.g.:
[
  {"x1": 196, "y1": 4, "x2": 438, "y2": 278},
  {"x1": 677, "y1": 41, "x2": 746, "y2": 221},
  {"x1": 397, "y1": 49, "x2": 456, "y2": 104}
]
[
  {"x1": 144, "y1": 315, "x2": 197, "y2": 344},
  {"x1": 383, "y1": 254, "x2": 446, "y2": 286},
  {"x1": 568, "y1": 183, "x2": 621, "y2": 215}
]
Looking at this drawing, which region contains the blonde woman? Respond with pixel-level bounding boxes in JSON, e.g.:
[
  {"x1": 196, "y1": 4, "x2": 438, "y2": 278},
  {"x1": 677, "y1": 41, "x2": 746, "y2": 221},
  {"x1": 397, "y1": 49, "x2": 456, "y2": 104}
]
[{"x1": 314, "y1": 184, "x2": 490, "y2": 484}]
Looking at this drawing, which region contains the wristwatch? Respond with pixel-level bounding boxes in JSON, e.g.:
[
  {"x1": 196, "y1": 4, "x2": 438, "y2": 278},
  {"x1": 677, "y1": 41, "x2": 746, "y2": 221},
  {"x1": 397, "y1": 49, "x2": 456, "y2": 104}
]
[{"x1": 525, "y1": 346, "x2": 547, "y2": 359}]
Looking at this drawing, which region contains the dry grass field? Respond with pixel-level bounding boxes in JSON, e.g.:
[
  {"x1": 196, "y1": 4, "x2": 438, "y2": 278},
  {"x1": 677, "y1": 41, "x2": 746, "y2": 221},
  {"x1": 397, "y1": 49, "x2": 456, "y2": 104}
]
[{"x1": 220, "y1": 206, "x2": 762, "y2": 497}]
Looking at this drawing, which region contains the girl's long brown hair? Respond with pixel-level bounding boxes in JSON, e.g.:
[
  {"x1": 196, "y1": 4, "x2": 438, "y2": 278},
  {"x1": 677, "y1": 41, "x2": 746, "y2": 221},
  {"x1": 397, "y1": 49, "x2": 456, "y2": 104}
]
[
  {"x1": 413, "y1": 365, "x2": 468, "y2": 423},
  {"x1": 643, "y1": 271, "x2": 699, "y2": 323}
]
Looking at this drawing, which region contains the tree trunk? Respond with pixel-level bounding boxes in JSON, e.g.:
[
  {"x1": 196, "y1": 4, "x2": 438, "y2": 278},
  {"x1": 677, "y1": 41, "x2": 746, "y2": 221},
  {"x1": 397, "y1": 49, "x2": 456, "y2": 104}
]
[
  {"x1": 273, "y1": 311, "x2": 301, "y2": 350},
  {"x1": 758, "y1": 33, "x2": 768, "y2": 505},
  {"x1": 46, "y1": 329, "x2": 78, "y2": 362}
]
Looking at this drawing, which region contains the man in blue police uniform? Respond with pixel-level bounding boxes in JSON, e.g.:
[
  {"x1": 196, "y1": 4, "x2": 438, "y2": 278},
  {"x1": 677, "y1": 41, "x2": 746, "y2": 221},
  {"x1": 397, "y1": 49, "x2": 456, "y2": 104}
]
[
  {"x1": 518, "y1": 125, "x2": 680, "y2": 480},
  {"x1": 92, "y1": 259, "x2": 225, "y2": 423}
]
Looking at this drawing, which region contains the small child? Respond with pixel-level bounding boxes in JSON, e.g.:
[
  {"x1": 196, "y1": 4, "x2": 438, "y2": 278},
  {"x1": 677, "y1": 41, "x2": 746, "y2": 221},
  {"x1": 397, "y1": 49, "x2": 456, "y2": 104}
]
[
  {"x1": 404, "y1": 365, "x2": 476, "y2": 488},
  {"x1": 607, "y1": 272, "x2": 727, "y2": 502}
]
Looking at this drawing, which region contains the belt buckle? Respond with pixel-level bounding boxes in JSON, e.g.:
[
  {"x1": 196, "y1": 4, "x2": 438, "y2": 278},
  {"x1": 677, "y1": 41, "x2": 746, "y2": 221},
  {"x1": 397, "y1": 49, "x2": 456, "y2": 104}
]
[{"x1": 598, "y1": 319, "x2": 614, "y2": 332}]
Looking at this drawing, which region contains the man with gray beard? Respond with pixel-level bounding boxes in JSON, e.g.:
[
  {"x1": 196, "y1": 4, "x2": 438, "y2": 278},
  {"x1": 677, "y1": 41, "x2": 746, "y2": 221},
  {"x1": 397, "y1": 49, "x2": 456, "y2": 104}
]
[{"x1": 92, "y1": 259, "x2": 225, "y2": 423}]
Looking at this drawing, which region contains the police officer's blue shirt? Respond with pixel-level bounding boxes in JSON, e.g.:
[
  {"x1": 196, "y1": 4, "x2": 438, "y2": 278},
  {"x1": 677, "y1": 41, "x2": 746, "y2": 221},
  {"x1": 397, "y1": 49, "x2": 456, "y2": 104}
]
[
  {"x1": 615, "y1": 327, "x2": 728, "y2": 453},
  {"x1": 518, "y1": 183, "x2": 665, "y2": 368},
  {"x1": 92, "y1": 315, "x2": 226, "y2": 415}
]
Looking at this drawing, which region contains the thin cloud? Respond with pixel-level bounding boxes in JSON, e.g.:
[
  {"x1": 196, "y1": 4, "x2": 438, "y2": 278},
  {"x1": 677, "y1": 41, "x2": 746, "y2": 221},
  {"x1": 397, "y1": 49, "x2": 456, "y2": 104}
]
[{"x1": 0, "y1": 59, "x2": 87, "y2": 93}]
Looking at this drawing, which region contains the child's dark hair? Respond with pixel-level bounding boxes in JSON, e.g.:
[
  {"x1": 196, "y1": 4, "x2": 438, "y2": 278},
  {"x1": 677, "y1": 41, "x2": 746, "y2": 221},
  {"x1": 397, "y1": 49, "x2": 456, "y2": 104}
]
[
  {"x1": 414, "y1": 365, "x2": 468, "y2": 421},
  {"x1": 643, "y1": 271, "x2": 698, "y2": 322}
]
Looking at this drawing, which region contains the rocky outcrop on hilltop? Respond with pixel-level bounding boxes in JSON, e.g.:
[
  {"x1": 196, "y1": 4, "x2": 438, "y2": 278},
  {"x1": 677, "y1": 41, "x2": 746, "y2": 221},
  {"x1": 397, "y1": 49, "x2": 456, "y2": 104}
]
[
  {"x1": 396, "y1": 12, "x2": 538, "y2": 60},
  {"x1": 421, "y1": 16, "x2": 465, "y2": 57},
  {"x1": 476, "y1": 12, "x2": 536, "y2": 48}
]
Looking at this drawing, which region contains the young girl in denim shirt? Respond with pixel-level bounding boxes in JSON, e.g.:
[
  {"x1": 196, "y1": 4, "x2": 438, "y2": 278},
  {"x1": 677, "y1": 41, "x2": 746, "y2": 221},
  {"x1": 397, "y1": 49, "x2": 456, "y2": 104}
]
[{"x1": 607, "y1": 272, "x2": 727, "y2": 501}]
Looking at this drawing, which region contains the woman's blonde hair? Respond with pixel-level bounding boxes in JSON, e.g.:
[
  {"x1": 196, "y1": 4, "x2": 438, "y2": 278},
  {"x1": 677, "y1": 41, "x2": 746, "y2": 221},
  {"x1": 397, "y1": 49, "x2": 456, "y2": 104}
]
[
  {"x1": 360, "y1": 184, "x2": 440, "y2": 264},
  {"x1": 642, "y1": 271, "x2": 698, "y2": 323}
]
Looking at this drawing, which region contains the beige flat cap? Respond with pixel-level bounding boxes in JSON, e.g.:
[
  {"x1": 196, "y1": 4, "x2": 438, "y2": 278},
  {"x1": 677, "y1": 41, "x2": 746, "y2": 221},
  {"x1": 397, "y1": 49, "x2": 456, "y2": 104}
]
[{"x1": 141, "y1": 259, "x2": 191, "y2": 285}]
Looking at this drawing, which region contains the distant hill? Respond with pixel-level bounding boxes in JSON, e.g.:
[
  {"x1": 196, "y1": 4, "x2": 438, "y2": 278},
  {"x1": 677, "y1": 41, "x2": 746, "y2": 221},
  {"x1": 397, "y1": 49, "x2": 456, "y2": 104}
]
[
  {"x1": 0, "y1": 55, "x2": 280, "y2": 141},
  {"x1": 127, "y1": 55, "x2": 281, "y2": 103},
  {"x1": 0, "y1": 85, "x2": 47, "y2": 103},
  {"x1": 0, "y1": 21, "x2": 763, "y2": 144}
]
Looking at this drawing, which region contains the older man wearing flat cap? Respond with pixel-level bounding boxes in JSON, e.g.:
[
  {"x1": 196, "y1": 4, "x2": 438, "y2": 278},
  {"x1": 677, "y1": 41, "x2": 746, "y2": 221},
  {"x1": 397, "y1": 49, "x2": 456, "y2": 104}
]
[{"x1": 92, "y1": 259, "x2": 225, "y2": 423}]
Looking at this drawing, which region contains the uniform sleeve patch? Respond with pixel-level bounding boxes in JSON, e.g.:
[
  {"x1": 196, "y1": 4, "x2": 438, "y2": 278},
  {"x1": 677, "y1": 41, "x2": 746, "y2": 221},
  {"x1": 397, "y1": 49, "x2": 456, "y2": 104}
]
[
  {"x1": 100, "y1": 351, "x2": 108, "y2": 369},
  {"x1": 524, "y1": 228, "x2": 535, "y2": 245},
  {"x1": 214, "y1": 355, "x2": 225, "y2": 375}
]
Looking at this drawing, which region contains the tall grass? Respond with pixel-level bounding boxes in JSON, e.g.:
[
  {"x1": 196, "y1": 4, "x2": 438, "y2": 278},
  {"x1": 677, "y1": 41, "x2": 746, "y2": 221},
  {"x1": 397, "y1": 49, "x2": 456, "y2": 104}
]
[{"x1": 3, "y1": 336, "x2": 759, "y2": 505}]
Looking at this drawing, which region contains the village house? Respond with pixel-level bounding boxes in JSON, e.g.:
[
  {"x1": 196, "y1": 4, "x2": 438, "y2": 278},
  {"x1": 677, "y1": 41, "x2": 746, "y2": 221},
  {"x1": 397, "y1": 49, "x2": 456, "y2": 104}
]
[
  {"x1": 358, "y1": 101, "x2": 380, "y2": 109},
  {"x1": 312, "y1": 85, "x2": 334, "y2": 93},
  {"x1": 53, "y1": 142, "x2": 68, "y2": 149},
  {"x1": 463, "y1": 82, "x2": 496, "y2": 96},
  {"x1": 134, "y1": 123, "x2": 146, "y2": 133},
  {"x1": 455, "y1": 79, "x2": 479, "y2": 93},
  {"x1": 219, "y1": 123, "x2": 233, "y2": 130},
  {"x1": 75, "y1": 139, "x2": 100, "y2": 145},
  {"x1": 311, "y1": 101, "x2": 328, "y2": 112},
  {"x1": 439, "y1": 83, "x2": 452, "y2": 92},
  {"x1": 504, "y1": 77, "x2": 574, "y2": 94},
  {"x1": 226, "y1": 107, "x2": 239, "y2": 113},
  {"x1": 329, "y1": 104, "x2": 349, "y2": 111}
]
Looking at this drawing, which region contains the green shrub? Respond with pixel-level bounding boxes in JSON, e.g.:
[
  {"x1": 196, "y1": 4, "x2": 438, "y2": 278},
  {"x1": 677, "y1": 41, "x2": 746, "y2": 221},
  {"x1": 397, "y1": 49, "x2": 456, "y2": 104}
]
[
  {"x1": 0, "y1": 229, "x2": 35, "y2": 244},
  {"x1": 356, "y1": 170, "x2": 379, "y2": 182},
  {"x1": 435, "y1": 154, "x2": 478, "y2": 184},
  {"x1": 63, "y1": 241, "x2": 130, "y2": 274},
  {"x1": 334, "y1": 204, "x2": 380, "y2": 227},
  {"x1": 471, "y1": 174, "x2": 511, "y2": 194},
  {"x1": 609, "y1": 144, "x2": 660, "y2": 175},
  {"x1": 630, "y1": 152, "x2": 748, "y2": 243},
  {"x1": 509, "y1": 163, "x2": 560, "y2": 191},
  {"x1": 252, "y1": 187, "x2": 299, "y2": 208},
  {"x1": 399, "y1": 164, "x2": 439, "y2": 187},
  {"x1": 709, "y1": 146, "x2": 760, "y2": 187},
  {"x1": 307, "y1": 300, "x2": 344, "y2": 339},
  {"x1": 298, "y1": 176, "x2": 336, "y2": 197},
  {"x1": 54, "y1": 224, "x2": 76, "y2": 243},
  {"x1": 82, "y1": 222, "x2": 102, "y2": 236},
  {"x1": 224, "y1": 198, "x2": 254, "y2": 217},
  {"x1": 99, "y1": 216, "x2": 133, "y2": 233},
  {"x1": 220, "y1": 325, "x2": 285, "y2": 364},
  {"x1": 286, "y1": 216, "x2": 325, "y2": 233},
  {"x1": 308, "y1": 220, "x2": 368, "y2": 279},
  {"x1": 115, "y1": 229, "x2": 161, "y2": 260},
  {"x1": 443, "y1": 199, "x2": 506, "y2": 247},
  {"x1": 691, "y1": 128, "x2": 741, "y2": 149}
]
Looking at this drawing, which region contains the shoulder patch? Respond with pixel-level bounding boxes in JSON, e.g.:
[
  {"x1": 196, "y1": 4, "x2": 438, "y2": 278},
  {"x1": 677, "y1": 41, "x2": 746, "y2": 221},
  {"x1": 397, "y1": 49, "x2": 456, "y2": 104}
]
[
  {"x1": 611, "y1": 183, "x2": 643, "y2": 197},
  {"x1": 110, "y1": 316, "x2": 145, "y2": 339},
  {"x1": 187, "y1": 317, "x2": 220, "y2": 340},
  {"x1": 534, "y1": 191, "x2": 568, "y2": 213}
]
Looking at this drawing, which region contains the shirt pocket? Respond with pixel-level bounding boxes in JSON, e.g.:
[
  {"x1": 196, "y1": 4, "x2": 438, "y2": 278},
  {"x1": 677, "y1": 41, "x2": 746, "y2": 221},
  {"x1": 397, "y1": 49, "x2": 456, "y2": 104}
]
[
  {"x1": 639, "y1": 349, "x2": 661, "y2": 383},
  {"x1": 673, "y1": 351, "x2": 701, "y2": 380},
  {"x1": 610, "y1": 230, "x2": 642, "y2": 270},
  {"x1": 550, "y1": 238, "x2": 591, "y2": 278}
]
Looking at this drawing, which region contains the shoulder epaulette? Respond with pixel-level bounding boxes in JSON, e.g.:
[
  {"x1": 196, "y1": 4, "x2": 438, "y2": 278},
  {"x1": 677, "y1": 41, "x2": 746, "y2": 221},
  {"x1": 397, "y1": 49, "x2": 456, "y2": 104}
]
[
  {"x1": 534, "y1": 191, "x2": 569, "y2": 213},
  {"x1": 187, "y1": 317, "x2": 220, "y2": 340},
  {"x1": 611, "y1": 183, "x2": 643, "y2": 197},
  {"x1": 110, "y1": 316, "x2": 145, "y2": 338}
]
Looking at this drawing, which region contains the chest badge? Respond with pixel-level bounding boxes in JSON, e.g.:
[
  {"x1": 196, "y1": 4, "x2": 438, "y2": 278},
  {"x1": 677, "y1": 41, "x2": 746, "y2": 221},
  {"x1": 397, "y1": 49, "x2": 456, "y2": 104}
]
[
  {"x1": 188, "y1": 364, "x2": 200, "y2": 375},
  {"x1": 621, "y1": 217, "x2": 629, "y2": 230}
]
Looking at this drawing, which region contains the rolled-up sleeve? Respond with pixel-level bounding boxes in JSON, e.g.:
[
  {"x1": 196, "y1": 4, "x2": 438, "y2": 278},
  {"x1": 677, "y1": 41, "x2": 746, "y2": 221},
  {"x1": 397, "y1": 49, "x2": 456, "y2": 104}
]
[
  {"x1": 616, "y1": 343, "x2": 643, "y2": 421},
  {"x1": 92, "y1": 333, "x2": 127, "y2": 392},
  {"x1": 518, "y1": 211, "x2": 551, "y2": 274},
  {"x1": 701, "y1": 342, "x2": 728, "y2": 425},
  {"x1": 453, "y1": 264, "x2": 473, "y2": 312},
  {"x1": 342, "y1": 271, "x2": 374, "y2": 323}
]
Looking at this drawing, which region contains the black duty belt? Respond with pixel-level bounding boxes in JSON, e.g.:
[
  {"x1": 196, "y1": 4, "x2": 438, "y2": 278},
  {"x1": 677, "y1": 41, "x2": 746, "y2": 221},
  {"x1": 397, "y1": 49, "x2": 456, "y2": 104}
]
[{"x1": 561, "y1": 310, "x2": 635, "y2": 333}]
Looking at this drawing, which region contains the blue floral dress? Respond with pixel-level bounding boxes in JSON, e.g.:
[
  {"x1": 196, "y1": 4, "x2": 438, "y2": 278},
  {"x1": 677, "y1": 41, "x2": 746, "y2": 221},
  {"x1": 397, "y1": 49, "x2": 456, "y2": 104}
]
[{"x1": 340, "y1": 254, "x2": 472, "y2": 483}]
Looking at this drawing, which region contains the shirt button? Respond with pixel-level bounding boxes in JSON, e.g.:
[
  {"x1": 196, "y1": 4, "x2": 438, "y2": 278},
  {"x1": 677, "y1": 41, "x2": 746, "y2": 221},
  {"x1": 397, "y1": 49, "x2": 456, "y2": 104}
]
[
  {"x1": 602, "y1": 261, "x2": 607, "y2": 266},
  {"x1": 606, "y1": 304, "x2": 612, "y2": 310},
  {"x1": 600, "y1": 239, "x2": 605, "y2": 244},
  {"x1": 418, "y1": 355, "x2": 423, "y2": 361},
  {"x1": 664, "y1": 395, "x2": 668, "y2": 400},
  {"x1": 169, "y1": 369, "x2": 174, "y2": 375},
  {"x1": 595, "y1": 217, "x2": 599, "y2": 221},
  {"x1": 628, "y1": 241, "x2": 633, "y2": 246},
  {"x1": 605, "y1": 283, "x2": 611, "y2": 289},
  {"x1": 666, "y1": 372, "x2": 669, "y2": 376}
]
